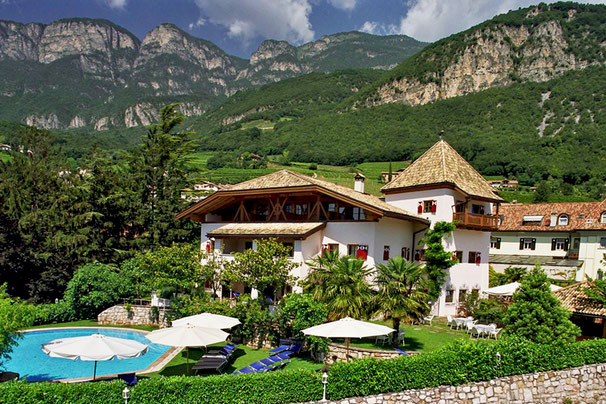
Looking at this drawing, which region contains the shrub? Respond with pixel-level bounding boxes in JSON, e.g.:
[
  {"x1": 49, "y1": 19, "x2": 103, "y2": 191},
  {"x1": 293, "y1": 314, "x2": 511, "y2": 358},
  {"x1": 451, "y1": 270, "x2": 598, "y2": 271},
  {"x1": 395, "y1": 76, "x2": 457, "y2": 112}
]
[
  {"x1": 277, "y1": 293, "x2": 328, "y2": 354},
  {"x1": 63, "y1": 262, "x2": 135, "y2": 320},
  {"x1": 2, "y1": 338, "x2": 606, "y2": 403},
  {"x1": 32, "y1": 301, "x2": 75, "y2": 326}
]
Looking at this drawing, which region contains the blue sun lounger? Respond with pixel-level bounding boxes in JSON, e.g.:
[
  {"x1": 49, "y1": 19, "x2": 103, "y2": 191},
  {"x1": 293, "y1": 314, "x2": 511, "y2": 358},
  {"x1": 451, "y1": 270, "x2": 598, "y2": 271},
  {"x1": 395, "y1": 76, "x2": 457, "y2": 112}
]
[{"x1": 268, "y1": 344, "x2": 291, "y2": 354}]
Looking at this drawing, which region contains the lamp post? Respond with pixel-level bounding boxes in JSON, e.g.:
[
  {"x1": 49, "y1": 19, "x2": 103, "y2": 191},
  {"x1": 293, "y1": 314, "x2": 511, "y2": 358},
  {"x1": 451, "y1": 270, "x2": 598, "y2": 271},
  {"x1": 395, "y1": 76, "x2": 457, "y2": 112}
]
[
  {"x1": 321, "y1": 370, "x2": 328, "y2": 402},
  {"x1": 122, "y1": 386, "x2": 131, "y2": 404}
]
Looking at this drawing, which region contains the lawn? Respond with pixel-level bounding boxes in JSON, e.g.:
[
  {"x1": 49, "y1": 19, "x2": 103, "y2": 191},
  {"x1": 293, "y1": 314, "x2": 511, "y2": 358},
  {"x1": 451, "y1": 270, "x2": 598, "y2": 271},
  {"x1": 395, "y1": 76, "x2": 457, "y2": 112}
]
[
  {"x1": 149, "y1": 344, "x2": 322, "y2": 378},
  {"x1": 28, "y1": 319, "x2": 157, "y2": 332}
]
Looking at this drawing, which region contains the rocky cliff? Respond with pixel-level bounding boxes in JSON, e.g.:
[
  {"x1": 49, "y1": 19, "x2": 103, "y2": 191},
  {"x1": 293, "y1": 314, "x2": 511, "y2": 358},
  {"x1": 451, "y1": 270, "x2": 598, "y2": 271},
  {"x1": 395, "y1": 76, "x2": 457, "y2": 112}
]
[
  {"x1": 360, "y1": 3, "x2": 606, "y2": 108},
  {"x1": 0, "y1": 18, "x2": 425, "y2": 130}
]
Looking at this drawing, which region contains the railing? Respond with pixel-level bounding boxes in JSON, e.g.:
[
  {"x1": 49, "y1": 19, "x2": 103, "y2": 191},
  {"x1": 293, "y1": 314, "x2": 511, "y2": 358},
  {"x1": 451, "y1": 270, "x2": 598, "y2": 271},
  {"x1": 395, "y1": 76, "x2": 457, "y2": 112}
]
[{"x1": 453, "y1": 212, "x2": 498, "y2": 230}]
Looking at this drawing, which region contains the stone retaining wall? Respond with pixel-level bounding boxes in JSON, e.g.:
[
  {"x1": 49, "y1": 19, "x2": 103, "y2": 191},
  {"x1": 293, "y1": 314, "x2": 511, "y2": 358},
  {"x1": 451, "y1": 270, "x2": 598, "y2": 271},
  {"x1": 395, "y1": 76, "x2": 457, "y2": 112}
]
[
  {"x1": 308, "y1": 363, "x2": 606, "y2": 403},
  {"x1": 97, "y1": 305, "x2": 171, "y2": 327},
  {"x1": 325, "y1": 343, "x2": 403, "y2": 364}
]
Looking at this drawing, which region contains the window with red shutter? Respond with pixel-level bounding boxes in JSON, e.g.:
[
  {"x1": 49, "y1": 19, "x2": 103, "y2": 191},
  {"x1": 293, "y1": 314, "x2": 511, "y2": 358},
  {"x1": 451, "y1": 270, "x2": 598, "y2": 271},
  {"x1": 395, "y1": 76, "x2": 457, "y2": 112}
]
[
  {"x1": 383, "y1": 245, "x2": 390, "y2": 260},
  {"x1": 417, "y1": 202, "x2": 423, "y2": 214},
  {"x1": 431, "y1": 200, "x2": 437, "y2": 213},
  {"x1": 356, "y1": 245, "x2": 368, "y2": 260}
]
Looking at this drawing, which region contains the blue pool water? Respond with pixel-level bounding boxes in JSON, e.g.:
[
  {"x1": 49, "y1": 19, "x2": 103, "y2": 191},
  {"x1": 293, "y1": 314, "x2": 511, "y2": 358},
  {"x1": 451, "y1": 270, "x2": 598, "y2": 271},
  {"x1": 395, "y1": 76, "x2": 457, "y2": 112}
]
[{"x1": 0, "y1": 328, "x2": 170, "y2": 381}]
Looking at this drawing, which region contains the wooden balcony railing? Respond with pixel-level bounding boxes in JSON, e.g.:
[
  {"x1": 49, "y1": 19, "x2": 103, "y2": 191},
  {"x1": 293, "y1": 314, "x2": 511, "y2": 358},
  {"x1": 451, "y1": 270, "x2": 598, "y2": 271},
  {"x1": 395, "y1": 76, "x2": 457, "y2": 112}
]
[{"x1": 453, "y1": 212, "x2": 498, "y2": 230}]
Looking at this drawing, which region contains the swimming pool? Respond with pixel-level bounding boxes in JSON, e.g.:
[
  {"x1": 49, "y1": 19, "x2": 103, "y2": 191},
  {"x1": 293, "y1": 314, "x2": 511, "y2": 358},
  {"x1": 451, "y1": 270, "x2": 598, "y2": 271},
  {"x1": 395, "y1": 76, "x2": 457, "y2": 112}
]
[{"x1": 0, "y1": 328, "x2": 171, "y2": 381}]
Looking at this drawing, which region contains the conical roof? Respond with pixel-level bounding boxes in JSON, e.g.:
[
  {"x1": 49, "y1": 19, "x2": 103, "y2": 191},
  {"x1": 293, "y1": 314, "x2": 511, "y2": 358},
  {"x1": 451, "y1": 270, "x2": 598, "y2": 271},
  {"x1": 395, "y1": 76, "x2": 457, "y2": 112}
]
[{"x1": 382, "y1": 140, "x2": 503, "y2": 202}]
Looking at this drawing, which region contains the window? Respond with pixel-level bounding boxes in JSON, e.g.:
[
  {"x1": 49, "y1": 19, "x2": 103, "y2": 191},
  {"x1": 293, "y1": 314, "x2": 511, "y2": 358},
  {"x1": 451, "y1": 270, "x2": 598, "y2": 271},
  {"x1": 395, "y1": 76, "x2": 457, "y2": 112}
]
[
  {"x1": 347, "y1": 244, "x2": 368, "y2": 260},
  {"x1": 423, "y1": 200, "x2": 436, "y2": 213},
  {"x1": 205, "y1": 239, "x2": 215, "y2": 252},
  {"x1": 454, "y1": 250, "x2": 463, "y2": 262},
  {"x1": 519, "y1": 238, "x2": 536, "y2": 250},
  {"x1": 352, "y1": 207, "x2": 366, "y2": 220},
  {"x1": 551, "y1": 238, "x2": 569, "y2": 251},
  {"x1": 414, "y1": 249, "x2": 425, "y2": 261},
  {"x1": 322, "y1": 243, "x2": 339, "y2": 255},
  {"x1": 468, "y1": 251, "x2": 481, "y2": 264},
  {"x1": 284, "y1": 204, "x2": 293, "y2": 214},
  {"x1": 401, "y1": 247, "x2": 410, "y2": 260},
  {"x1": 490, "y1": 237, "x2": 501, "y2": 249},
  {"x1": 328, "y1": 203, "x2": 336, "y2": 213},
  {"x1": 445, "y1": 289, "x2": 454, "y2": 303},
  {"x1": 602, "y1": 212, "x2": 606, "y2": 224},
  {"x1": 600, "y1": 238, "x2": 606, "y2": 249},
  {"x1": 573, "y1": 238, "x2": 581, "y2": 250},
  {"x1": 471, "y1": 204, "x2": 485, "y2": 214},
  {"x1": 458, "y1": 289, "x2": 467, "y2": 302},
  {"x1": 245, "y1": 241, "x2": 253, "y2": 250},
  {"x1": 295, "y1": 204, "x2": 308, "y2": 216},
  {"x1": 383, "y1": 245, "x2": 390, "y2": 260},
  {"x1": 558, "y1": 214, "x2": 569, "y2": 226},
  {"x1": 282, "y1": 242, "x2": 294, "y2": 257}
]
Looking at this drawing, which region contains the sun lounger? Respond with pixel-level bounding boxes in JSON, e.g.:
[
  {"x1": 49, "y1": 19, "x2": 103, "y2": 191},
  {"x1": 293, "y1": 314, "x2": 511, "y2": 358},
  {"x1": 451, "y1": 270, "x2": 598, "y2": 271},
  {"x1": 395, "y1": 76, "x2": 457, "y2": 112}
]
[
  {"x1": 394, "y1": 348, "x2": 408, "y2": 356},
  {"x1": 268, "y1": 344, "x2": 291, "y2": 354},
  {"x1": 117, "y1": 373, "x2": 137, "y2": 386},
  {"x1": 283, "y1": 343, "x2": 302, "y2": 355}
]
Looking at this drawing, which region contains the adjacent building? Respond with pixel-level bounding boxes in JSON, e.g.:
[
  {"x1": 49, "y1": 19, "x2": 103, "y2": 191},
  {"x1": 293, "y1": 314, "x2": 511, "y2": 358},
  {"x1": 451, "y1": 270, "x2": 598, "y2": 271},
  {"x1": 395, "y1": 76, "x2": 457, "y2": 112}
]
[
  {"x1": 178, "y1": 140, "x2": 502, "y2": 315},
  {"x1": 490, "y1": 200, "x2": 606, "y2": 281}
]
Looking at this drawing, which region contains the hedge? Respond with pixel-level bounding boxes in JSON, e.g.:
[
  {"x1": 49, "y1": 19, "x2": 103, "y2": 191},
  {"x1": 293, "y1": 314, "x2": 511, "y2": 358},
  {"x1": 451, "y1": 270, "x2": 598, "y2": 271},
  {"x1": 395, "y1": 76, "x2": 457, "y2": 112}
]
[{"x1": 2, "y1": 338, "x2": 606, "y2": 404}]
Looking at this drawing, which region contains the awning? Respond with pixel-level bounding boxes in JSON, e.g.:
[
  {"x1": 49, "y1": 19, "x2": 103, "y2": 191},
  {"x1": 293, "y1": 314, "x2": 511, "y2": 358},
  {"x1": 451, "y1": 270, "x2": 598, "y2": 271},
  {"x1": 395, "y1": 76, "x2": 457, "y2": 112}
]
[
  {"x1": 207, "y1": 222, "x2": 326, "y2": 239},
  {"x1": 489, "y1": 254, "x2": 583, "y2": 268}
]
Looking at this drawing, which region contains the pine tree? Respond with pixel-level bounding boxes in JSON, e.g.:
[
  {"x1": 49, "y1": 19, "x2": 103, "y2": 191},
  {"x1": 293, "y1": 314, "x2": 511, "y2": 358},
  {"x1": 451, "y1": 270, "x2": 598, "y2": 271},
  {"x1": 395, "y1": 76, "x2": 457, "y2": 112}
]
[{"x1": 503, "y1": 266, "x2": 580, "y2": 343}]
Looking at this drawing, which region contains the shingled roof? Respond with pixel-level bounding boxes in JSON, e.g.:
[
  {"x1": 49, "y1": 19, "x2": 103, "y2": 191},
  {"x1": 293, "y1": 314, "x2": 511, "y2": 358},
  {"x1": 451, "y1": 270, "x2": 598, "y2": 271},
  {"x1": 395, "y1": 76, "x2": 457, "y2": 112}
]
[
  {"x1": 381, "y1": 140, "x2": 503, "y2": 202},
  {"x1": 207, "y1": 222, "x2": 326, "y2": 239},
  {"x1": 497, "y1": 200, "x2": 606, "y2": 232},
  {"x1": 554, "y1": 282, "x2": 606, "y2": 317},
  {"x1": 178, "y1": 170, "x2": 429, "y2": 224}
]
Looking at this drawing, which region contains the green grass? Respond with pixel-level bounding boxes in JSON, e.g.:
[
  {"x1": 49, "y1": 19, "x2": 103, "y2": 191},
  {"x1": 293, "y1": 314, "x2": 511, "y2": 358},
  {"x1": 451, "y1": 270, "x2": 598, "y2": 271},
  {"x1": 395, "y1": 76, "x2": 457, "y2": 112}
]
[
  {"x1": 28, "y1": 319, "x2": 157, "y2": 332},
  {"x1": 240, "y1": 119, "x2": 274, "y2": 130},
  {"x1": 185, "y1": 151, "x2": 215, "y2": 171},
  {"x1": 499, "y1": 190, "x2": 598, "y2": 204},
  {"x1": 148, "y1": 344, "x2": 322, "y2": 378}
]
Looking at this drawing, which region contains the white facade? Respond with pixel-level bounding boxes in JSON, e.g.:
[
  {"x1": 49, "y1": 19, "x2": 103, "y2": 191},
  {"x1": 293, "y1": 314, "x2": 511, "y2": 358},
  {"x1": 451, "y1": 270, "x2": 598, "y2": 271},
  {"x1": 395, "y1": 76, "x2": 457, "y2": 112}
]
[{"x1": 386, "y1": 188, "x2": 493, "y2": 316}]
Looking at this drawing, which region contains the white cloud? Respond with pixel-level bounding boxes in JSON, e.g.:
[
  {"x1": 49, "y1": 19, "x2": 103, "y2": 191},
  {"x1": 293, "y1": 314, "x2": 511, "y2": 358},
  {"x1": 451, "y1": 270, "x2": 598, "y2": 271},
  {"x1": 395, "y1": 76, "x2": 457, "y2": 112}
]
[
  {"x1": 188, "y1": 17, "x2": 206, "y2": 30},
  {"x1": 328, "y1": 0, "x2": 357, "y2": 11},
  {"x1": 390, "y1": 0, "x2": 606, "y2": 42},
  {"x1": 104, "y1": 0, "x2": 127, "y2": 9},
  {"x1": 359, "y1": 21, "x2": 399, "y2": 36},
  {"x1": 194, "y1": 0, "x2": 314, "y2": 44}
]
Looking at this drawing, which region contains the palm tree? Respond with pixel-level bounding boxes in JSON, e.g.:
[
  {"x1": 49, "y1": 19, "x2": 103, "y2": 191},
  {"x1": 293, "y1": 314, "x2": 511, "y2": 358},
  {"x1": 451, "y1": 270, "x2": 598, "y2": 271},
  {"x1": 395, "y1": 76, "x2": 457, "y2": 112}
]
[
  {"x1": 303, "y1": 253, "x2": 372, "y2": 320},
  {"x1": 374, "y1": 257, "x2": 432, "y2": 346}
]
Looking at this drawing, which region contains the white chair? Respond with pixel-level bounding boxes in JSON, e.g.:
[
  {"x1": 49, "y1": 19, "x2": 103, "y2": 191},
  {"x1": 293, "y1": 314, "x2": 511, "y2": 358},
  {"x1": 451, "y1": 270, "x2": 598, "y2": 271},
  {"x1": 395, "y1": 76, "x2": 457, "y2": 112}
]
[
  {"x1": 490, "y1": 328, "x2": 502, "y2": 340},
  {"x1": 447, "y1": 315, "x2": 454, "y2": 328},
  {"x1": 422, "y1": 315, "x2": 435, "y2": 325},
  {"x1": 465, "y1": 320, "x2": 477, "y2": 334},
  {"x1": 375, "y1": 335, "x2": 390, "y2": 346},
  {"x1": 397, "y1": 330, "x2": 405, "y2": 346}
]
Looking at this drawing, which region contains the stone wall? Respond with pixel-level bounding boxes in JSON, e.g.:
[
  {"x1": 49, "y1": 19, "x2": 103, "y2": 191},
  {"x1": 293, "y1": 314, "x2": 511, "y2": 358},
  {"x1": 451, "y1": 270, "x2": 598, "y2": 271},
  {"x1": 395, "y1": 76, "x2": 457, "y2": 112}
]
[
  {"x1": 324, "y1": 343, "x2": 403, "y2": 364},
  {"x1": 307, "y1": 363, "x2": 606, "y2": 403},
  {"x1": 97, "y1": 304, "x2": 171, "y2": 328}
]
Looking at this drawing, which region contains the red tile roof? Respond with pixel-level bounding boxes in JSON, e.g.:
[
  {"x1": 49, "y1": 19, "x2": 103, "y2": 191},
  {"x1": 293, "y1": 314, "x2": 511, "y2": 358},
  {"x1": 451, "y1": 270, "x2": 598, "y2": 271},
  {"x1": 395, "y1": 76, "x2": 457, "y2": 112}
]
[{"x1": 497, "y1": 199, "x2": 606, "y2": 232}]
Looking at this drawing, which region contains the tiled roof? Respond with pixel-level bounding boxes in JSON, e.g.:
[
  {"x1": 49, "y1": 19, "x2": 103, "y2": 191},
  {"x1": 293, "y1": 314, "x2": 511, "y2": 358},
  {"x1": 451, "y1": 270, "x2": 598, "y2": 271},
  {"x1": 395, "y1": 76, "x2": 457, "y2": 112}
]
[
  {"x1": 207, "y1": 222, "x2": 325, "y2": 239},
  {"x1": 488, "y1": 254, "x2": 583, "y2": 268},
  {"x1": 497, "y1": 200, "x2": 606, "y2": 231},
  {"x1": 554, "y1": 282, "x2": 606, "y2": 317},
  {"x1": 178, "y1": 170, "x2": 429, "y2": 224},
  {"x1": 381, "y1": 140, "x2": 503, "y2": 202}
]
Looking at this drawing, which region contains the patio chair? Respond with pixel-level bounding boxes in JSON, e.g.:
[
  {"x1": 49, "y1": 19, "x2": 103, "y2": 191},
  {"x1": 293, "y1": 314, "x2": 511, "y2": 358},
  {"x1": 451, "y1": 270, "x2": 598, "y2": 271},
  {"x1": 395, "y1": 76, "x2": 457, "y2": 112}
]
[
  {"x1": 469, "y1": 326, "x2": 483, "y2": 339},
  {"x1": 375, "y1": 335, "x2": 390, "y2": 346},
  {"x1": 117, "y1": 373, "x2": 137, "y2": 386},
  {"x1": 489, "y1": 328, "x2": 502, "y2": 340},
  {"x1": 394, "y1": 348, "x2": 409, "y2": 356},
  {"x1": 465, "y1": 320, "x2": 477, "y2": 334},
  {"x1": 422, "y1": 315, "x2": 435, "y2": 325},
  {"x1": 284, "y1": 343, "x2": 302, "y2": 355},
  {"x1": 273, "y1": 352, "x2": 291, "y2": 361},
  {"x1": 248, "y1": 362, "x2": 267, "y2": 372},
  {"x1": 447, "y1": 315, "x2": 454, "y2": 328},
  {"x1": 233, "y1": 367, "x2": 255, "y2": 375}
]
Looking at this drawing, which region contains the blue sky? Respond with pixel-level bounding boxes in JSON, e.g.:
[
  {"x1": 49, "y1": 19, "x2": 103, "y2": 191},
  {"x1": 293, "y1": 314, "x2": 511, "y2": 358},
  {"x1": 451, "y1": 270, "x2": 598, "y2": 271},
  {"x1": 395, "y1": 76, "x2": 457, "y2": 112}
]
[{"x1": 2, "y1": 0, "x2": 606, "y2": 58}]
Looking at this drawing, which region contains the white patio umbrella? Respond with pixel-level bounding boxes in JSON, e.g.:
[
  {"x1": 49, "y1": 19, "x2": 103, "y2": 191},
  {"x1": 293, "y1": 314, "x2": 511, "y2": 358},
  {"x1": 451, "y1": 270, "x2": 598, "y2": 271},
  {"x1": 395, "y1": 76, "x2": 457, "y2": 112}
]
[
  {"x1": 486, "y1": 281, "x2": 562, "y2": 296},
  {"x1": 302, "y1": 317, "x2": 395, "y2": 361},
  {"x1": 171, "y1": 312, "x2": 241, "y2": 329},
  {"x1": 42, "y1": 333, "x2": 148, "y2": 380},
  {"x1": 145, "y1": 324, "x2": 229, "y2": 373}
]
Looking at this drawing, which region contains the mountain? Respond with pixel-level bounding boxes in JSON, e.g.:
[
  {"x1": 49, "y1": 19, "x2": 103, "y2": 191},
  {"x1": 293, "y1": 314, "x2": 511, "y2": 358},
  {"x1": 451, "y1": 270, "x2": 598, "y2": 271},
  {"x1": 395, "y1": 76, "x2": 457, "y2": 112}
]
[
  {"x1": 0, "y1": 18, "x2": 426, "y2": 130},
  {"x1": 354, "y1": 2, "x2": 606, "y2": 107}
]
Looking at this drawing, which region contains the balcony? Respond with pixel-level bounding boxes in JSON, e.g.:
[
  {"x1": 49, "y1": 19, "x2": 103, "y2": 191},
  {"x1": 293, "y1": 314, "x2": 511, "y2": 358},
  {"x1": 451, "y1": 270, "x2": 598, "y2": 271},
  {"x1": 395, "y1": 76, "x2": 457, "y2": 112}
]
[{"x1": 453, "y1": 212, "x2": 498, "y2": 231}]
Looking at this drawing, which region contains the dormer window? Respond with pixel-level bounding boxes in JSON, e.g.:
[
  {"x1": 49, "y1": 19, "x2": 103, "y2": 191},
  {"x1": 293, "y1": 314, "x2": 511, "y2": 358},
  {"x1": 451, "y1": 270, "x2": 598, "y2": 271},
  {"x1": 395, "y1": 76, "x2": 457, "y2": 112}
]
[
  {"x1": 558, "y1": 214, "x2": 569, "y2": 226},
  {"x1": 601, "y1": 211, "x2": 606, "y2": 224}
]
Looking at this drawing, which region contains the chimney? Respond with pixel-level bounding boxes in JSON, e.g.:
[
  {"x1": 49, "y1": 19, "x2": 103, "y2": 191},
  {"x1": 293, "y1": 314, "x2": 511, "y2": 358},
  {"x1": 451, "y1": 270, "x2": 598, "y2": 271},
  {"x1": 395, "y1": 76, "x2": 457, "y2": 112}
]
[{"x1": 354, "y1": 173, "x2": 366, "y2": 193}]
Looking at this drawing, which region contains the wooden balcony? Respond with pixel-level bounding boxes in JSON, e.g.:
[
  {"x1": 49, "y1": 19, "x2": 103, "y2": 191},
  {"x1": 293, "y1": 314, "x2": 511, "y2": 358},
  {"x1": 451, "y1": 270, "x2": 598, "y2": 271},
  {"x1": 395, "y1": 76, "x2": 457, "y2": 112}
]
[{"x1": 453, "y1": 212, "x2": 498, "y2": 231}]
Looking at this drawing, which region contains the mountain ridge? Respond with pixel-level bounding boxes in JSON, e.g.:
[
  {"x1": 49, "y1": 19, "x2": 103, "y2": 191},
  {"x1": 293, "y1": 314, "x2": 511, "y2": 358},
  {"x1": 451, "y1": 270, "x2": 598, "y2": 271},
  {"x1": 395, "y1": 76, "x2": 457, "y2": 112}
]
[{"x1": 0, "y1": 18, "x2": 426, "y2": 130}]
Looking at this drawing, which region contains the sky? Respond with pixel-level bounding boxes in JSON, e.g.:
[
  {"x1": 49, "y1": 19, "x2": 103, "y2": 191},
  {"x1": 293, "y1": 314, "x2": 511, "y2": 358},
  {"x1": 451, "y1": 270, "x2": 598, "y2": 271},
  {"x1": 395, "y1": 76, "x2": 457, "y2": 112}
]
[{"x1": 1, "y1": 0, "x2": 606, "y2": 58}]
